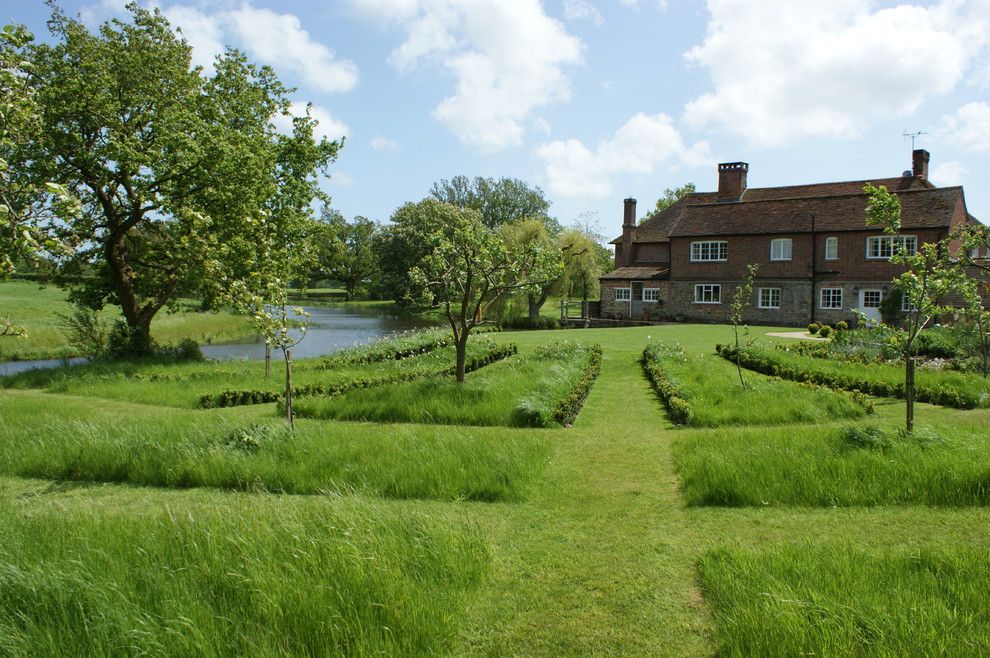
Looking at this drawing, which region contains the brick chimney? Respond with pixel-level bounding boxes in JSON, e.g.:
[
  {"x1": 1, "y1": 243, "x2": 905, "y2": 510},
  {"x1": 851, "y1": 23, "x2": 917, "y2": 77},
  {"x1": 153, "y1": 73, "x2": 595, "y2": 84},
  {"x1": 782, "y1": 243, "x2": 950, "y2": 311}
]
[
  {"x1": 912, "y1": 149, "x2": 930, "y2": 179},
  {"x1": 717, "y1": 162, "x2": 748, "y2": 201},
  {"x1": 621, "y1": 198, "x2": 636, "y2": 266}
]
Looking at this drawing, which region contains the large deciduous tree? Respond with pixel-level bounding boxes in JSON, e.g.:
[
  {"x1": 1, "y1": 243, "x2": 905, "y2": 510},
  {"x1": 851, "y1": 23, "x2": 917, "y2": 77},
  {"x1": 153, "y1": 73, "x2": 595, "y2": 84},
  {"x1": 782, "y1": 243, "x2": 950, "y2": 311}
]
[
  {"x1": 398, "y1": 199, "x2": 562, "y2": 382},
  {"x1": 11, "y1": 5, "x2": 338, "y2": 355},
  {"x1": 312, "y1": 207, "x2": 379, "y2": 301},
  {"x1": 640, "y1": 182, "x2": 695, "y2": 223},
  {"x1": 429, "y1": 175, "x2": 559, "y2": 232}
]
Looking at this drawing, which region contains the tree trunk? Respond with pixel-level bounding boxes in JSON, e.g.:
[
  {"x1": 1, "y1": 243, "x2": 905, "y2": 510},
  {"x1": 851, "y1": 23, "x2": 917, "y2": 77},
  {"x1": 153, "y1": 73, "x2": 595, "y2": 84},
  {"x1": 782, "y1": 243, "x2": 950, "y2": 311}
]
[
  {"x1": 284, "y1": 348, "x2": 294, "y2": 429},
  {"x1": 905, "y1": 356, "x2": 915, "y2": 433},
  {"x1": 455, "y1": 335, "x2": 468, "y2": 383},
  {"x1": 264, "y1": 343, "x2": 271, "y2": 380}
]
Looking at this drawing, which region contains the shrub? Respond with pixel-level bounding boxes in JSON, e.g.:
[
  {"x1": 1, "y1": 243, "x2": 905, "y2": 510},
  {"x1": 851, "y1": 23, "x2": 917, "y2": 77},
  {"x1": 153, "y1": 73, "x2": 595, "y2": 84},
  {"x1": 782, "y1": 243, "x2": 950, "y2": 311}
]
[
  {"x1": 642, "y1": 344, "x2": 694, "y2": 426},
  {"x1": 835, "y1": 320, "x2": 849, "y2": 331},
  {"x1": 807, "y1": 322, "x2": 820, "y2": 335},
  {"x1": 818, "y1": 325, "x2": 832, "y2": 338},
  {"x1": 222, "y1": 423, "x2": 291, "y2": 454},
  {"x1": 57, "y1": 306, "x2": 108, "y2": 357},
  {"x1": 501, "y1": 315, "x2": 560, "y2": 331},
  {"x1": 551, "y1": 345, "x2": 602, "y2": 426}
]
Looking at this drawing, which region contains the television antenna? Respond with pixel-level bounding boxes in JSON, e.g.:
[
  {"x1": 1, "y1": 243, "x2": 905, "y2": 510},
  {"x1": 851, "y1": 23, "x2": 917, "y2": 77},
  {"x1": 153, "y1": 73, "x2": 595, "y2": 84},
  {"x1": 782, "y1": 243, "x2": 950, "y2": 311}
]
[{"x1": 903, "y1": 129, "x2": 927, "y2": 150}]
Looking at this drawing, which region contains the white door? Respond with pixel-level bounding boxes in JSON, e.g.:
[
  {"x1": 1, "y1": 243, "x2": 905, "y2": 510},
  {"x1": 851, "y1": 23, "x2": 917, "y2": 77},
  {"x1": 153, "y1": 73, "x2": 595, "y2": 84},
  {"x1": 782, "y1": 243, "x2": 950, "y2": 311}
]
[{"x1": 858, "y1": 289, "x2": 883, "y2": 324}]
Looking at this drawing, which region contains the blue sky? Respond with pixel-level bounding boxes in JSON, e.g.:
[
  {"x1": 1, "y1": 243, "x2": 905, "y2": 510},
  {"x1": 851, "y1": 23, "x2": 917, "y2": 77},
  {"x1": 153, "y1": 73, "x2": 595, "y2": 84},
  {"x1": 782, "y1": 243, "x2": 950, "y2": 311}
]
[{"x1": 8, "y1": 0, "x2": 990, "y2": 239}]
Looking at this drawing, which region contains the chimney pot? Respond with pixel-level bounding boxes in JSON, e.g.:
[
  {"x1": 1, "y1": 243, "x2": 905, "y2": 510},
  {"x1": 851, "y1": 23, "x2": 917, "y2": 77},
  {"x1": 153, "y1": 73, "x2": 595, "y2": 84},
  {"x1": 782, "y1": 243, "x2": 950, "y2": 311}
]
[
  {"x1": 623, "y1": 198, "x2": 637, "y2": 227},
  {"x1": 912, "y1": 149, "x2": 930, "y2": 179},
  {"x1": 717, "y1": 162, "x2": 748, "y2": 201}
]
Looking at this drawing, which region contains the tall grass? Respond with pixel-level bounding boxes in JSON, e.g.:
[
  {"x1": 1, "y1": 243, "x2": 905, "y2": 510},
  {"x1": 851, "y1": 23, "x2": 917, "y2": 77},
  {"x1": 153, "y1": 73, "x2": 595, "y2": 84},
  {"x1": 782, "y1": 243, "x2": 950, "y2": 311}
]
[
  {"x1": 294, "y1": 341, "x2": 598, "y2": 428},
  {"x1": 719, "y1": 342, "x2": 990, "y2": 409},
  {"x1": 642, "y1": 342, "x2": 867, "y2": 427},
  {"x1": 0, "y1": 392, "x2": 551, "y2": 501},
  {"x1": 674, "y1": 422, "x2": 990, "y2": 506},
  {"x1": 0, "y1": 493, "x2": 488, "y2": 656},
  {"x1": 699, "y1": 545, "x2": 990, "y2": 656},
  {"x1": 1, "y1": 340, "x2": 501, "y2": 409}
]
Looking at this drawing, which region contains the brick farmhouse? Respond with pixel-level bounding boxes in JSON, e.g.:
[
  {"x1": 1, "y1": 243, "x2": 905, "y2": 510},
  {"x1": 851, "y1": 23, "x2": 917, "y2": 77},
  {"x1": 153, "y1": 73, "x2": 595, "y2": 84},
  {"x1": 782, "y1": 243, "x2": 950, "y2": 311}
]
[{"x1": 599, "y1": 150, "x2": 987, "y2": 326}]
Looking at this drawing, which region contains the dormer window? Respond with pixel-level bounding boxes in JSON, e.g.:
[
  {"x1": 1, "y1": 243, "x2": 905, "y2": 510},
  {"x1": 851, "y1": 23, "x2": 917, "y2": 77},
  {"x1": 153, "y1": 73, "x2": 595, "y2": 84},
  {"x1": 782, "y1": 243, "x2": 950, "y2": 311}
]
[
  {"x1": 770, "y1": 238, "x2": 792, "y2": 261},
  {"x1": 690, "y1": 241, "x2": 728, "y2": 262}
]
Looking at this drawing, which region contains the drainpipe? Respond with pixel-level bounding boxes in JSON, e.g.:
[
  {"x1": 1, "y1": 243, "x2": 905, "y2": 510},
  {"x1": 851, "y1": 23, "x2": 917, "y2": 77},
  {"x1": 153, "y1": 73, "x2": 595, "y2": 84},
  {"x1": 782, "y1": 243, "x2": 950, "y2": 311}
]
[{"x1": 810, "y1": 213, "x2": 817, "y2": 325}]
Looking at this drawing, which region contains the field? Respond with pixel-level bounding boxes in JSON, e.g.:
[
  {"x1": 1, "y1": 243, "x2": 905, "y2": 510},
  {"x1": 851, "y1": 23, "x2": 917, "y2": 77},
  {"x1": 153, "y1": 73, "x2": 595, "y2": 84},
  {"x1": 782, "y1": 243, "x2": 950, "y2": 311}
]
[
  {"x1": 2, "y1": 322, "x2": 990, "y2": 655},
  {"x1": 0, "y1": 280, "x2": 252, "y2": 360}
]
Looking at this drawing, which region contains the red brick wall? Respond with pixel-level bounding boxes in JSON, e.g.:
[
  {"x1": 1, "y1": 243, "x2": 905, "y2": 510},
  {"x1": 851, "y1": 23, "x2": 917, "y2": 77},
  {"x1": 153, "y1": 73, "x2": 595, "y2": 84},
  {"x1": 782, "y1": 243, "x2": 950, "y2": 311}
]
[{"x1": 633, "y1": 242, "x2": 669, "y2": 263}]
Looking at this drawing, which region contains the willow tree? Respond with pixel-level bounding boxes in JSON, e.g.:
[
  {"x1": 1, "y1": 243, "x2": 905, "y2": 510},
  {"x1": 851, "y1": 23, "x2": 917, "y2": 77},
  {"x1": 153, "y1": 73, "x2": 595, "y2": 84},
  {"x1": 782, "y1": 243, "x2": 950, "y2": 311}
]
[
  {"x1": 11, "y1": 5, "x2": 338, "y2": 355},
  {"x1": 398, "y1": 199, "x2": 562, "y2": 382}
]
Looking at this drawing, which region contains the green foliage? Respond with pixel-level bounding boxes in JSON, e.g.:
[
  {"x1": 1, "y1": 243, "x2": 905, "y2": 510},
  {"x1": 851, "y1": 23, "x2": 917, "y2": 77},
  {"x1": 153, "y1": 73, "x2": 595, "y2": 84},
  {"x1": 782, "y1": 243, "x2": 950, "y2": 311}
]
[
  {"x1": 310, "y1": 207, "x2": 380, "y2": 301},
  {"x1": 835, "y1": 320, "x2": 848, "y2": 331},
  {"x1": 807, "y1": 322, "x2": 820, "y2": 334},
  {"x1": 429, "y1": 175, "x2": 557, "y2": 231},
  {"x1": 879, "y1": 286, "x2": 904, "y2": 326},
  {"x1": 817, "y1": 325, "x2": 832, "y2": 338},
  {"x1": 558, "y1": 227, "x2": 611, "y2": 302},
  {"x1": 640, "y1": 182, "x2": 696, "y2": 222},
  {"x1": 14, "y1": 5, "x2": 338, "y2": 353},
  {"x1": 699, "y1": 546, "x2": 990, "y2": 655},
  {"x1": 501, "y1": 315, "x2": 560, "y2": 331},
  {"x1": 718, "y1": 343, "x2": 990, "y2": 409},
  {"x1": 56, "y1": 305, "x2": 108, "y2": 357},
  {"x1": 641, "y1": 343, "x2": 694, "y2": 425},
  {"x1": 0, "y1": 495, "x2": 488, "y2": 655}
]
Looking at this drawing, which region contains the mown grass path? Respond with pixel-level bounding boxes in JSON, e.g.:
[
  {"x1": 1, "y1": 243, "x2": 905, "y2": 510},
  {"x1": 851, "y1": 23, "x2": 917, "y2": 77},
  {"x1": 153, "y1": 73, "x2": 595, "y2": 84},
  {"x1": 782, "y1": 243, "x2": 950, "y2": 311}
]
[
  {"x1": 449, "y1": 329, "x2": 990, "y2": 656},
  {"x1": 453, "y1": 336, "x2": 711, "y2": 655}
]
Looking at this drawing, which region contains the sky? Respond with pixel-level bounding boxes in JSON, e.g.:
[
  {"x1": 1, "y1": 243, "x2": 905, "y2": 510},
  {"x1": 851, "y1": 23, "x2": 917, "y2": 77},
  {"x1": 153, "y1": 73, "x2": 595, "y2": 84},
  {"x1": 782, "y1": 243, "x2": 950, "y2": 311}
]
[{"x1": 7, "y1": 0, "x2": 990, "y2": 240}]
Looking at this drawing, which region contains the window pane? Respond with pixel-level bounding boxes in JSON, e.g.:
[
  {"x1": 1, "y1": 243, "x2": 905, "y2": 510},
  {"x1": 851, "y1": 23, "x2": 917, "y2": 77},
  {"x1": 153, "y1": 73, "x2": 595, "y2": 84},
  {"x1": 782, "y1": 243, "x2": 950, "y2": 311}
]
[{"x1": 825, "y1": 237, "x2": 837, "y2": 260}]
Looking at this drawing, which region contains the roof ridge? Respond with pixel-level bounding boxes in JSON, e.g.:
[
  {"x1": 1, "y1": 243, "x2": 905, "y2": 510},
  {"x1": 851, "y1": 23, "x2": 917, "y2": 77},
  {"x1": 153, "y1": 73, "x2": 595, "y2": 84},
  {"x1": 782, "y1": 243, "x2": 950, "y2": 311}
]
[{"x1": 682, "y1": 185, "x2": 955, "y2": 208}]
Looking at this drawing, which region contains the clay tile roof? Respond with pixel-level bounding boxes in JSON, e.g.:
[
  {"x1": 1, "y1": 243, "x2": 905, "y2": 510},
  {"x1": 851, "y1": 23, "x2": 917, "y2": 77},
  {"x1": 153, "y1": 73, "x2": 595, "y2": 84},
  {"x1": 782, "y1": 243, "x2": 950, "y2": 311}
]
[
  {"x1": 667, "y1": 185, "x2": 962, "y2": 238},
  {"x1": 600, "y1": 266, "x2": 669, "y2": 280}
]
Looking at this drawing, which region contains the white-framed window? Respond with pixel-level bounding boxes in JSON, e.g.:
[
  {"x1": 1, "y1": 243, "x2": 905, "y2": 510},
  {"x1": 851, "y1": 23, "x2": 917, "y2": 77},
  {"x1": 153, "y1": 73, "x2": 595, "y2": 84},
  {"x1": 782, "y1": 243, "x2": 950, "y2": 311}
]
[
  {"x1": 825, "y1": 236, "x2": 838, "y2": 261},
  {"x1": 643, "y1": 288, "x2": 660, "y2": 302},
  {"x1": 901, "y1": 293, "x2": 918, "y2": 312},
  {"x1": 758, "y1": 287, "x2": 781, "y2": 309},
  {"x1": 770, "y1": 238, "x2": 792, "y2": 261},
  {"x1": 690, "y1": 241, "x2": 728, "y2": 262},
  {"x1": 866, "y1": 235, "x2": 917, "y2": 259},
  {"x1": 694, "y1": 284, "x2": 721, "y2": 304},
  {"x1": 615, "y1": 287, "x2": 631, "y2": 302},
  {"x1": 861, "y1": 289, "x2": 883, "y2": 308},
  {"x1": 820, "y1": 288, "x2": 843, "y2": 309}
]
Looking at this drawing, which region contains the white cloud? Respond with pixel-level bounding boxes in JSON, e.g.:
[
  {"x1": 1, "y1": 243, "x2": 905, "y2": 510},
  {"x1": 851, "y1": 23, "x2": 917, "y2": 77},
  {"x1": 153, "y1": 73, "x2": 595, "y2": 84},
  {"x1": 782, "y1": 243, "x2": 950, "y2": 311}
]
[
  {"x1": 163, "y1": 5, "x2": 225, "y2": 73},
  {"x1": 224, "y1": 6, "x2": 358, "y2": 93},
  {"x1": 563, "y1": 0, "x2": 604, "y2": 26},
  {"x1": 328, "y1": 172, "x2": 355, "y2": 187},
  {"x1": 938, "y1": 101, "x2": 990, "y2": 152},
  {"x1": 930, "y1": 161, "x2": 968, "y2": 186},
  {"x1": 370, "y1": 136, "x2": 401, "y2": 151},
  {"x1": 353, "y1": 0, "x2": 583, "y2": 151},
  {"x1": 535, "y1": 112, "x2": 712, "y2": 201},
  {"x1": 684, "y1": 0, "x2": 990, "y2": 145},
  {"x1": 273, "y1": 102, "x2": 349, "y2": 142}
]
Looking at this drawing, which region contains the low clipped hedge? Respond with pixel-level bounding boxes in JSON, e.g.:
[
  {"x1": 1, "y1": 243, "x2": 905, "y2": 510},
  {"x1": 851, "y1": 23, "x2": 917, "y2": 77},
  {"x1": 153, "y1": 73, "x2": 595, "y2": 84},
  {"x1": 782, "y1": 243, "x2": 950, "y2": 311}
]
[
  {"x1": 201, "y1": 343, "x2": 517, "y2": 409},
  {"x1": 716, "y1": 344, "x2": 990, "y2": 410},
  {"x1": 551, "y1": 345, "x2": 602, "y2": 426},
  {"x1": 641, "y1": 344, "x2": 693, "y2": 425}
]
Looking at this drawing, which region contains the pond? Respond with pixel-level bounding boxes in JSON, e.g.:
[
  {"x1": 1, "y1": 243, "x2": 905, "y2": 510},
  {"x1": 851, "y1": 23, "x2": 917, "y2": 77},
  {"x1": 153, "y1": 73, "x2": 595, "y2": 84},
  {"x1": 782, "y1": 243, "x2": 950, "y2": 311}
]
[{"x1": 0, "y1": 305, "x2": 437, "y2": 376}]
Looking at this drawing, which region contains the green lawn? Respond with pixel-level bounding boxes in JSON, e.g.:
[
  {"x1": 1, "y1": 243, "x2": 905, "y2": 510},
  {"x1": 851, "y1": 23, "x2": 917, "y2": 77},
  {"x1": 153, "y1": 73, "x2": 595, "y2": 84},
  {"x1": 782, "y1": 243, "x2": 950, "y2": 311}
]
[
  {"x1": 2, "y1": 322, "x2": 990, "y2": 655},
  {"x1": 0, "y1": 280, "x2": 252, "y2": 360}
]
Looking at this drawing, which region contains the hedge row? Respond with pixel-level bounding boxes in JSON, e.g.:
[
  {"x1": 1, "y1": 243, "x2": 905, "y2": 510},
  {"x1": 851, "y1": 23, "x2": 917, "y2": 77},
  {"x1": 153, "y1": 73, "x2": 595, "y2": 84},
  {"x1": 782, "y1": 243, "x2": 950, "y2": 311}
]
[
  {"x1": 715, "y1": 344, "x2": 986, "y2": 410},
  {"x1": 641, "y1": 344, "x2": 692, "y2": 425},
  {"x1": 200, "y1": 343, "x2": 518, "y2": 409},
  {"x1": 551, "y1": 345, "x2": 603, "y2": 426}
]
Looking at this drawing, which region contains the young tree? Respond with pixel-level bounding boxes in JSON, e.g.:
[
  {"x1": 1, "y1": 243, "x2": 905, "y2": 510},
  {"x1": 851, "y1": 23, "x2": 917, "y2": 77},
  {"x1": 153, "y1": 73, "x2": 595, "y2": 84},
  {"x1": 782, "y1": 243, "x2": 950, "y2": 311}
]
[
  {"x1": 399, "y1": 199, "x2": 562, "y2": 382},
  {"x1": 640, "y1": 183, "x2": 696, "y2": 223},
  {"x1": 11, "y1": 5, "x2": 338, "y2": 355},
  {"x1": 312, "y1": 207, "x2": 379, "y2": 301},
  {"x1": 864, "y1": 183, "x2": 974, "y2": 431},
  {"x1": 729, "y1": 264, "x2": 759, "y2": 388}
]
